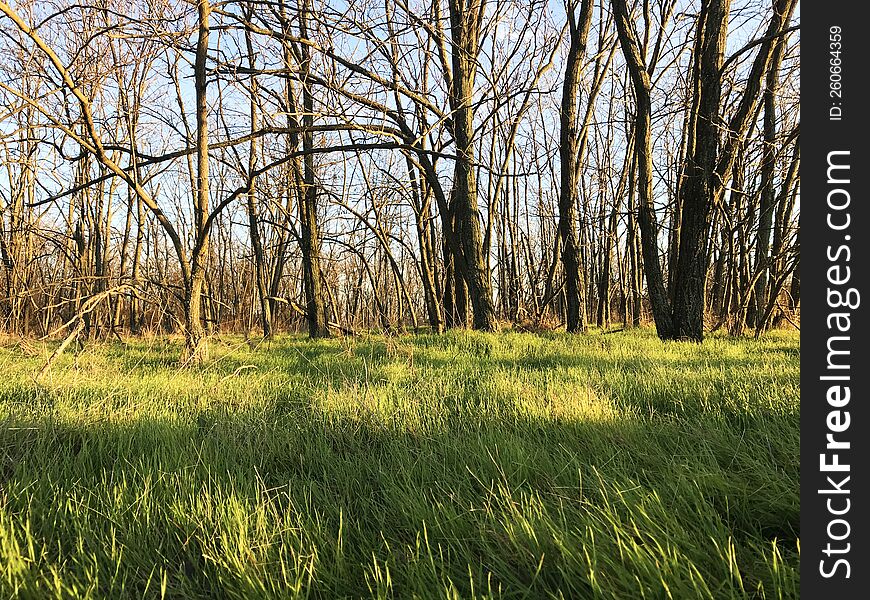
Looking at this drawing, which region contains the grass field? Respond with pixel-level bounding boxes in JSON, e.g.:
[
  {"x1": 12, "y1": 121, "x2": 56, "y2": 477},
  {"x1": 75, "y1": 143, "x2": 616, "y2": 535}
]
[{"x1": 0, "y1": 328, "x2": 799, "y2": 599}]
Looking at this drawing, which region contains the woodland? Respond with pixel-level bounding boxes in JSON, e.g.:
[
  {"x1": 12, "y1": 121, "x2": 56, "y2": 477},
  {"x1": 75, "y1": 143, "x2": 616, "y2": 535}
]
[
  {"x1": 0, "y1": 0, "x2": 799, "y2": 357},
  {"x1": 0, "y1": 1, "x2": 800, "y2": 598}
]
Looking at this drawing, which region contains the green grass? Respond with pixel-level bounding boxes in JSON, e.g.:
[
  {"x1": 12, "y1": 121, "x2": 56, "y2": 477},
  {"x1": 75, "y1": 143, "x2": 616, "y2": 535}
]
[{"x1": 0, "y1": 328, "x2": 799, "y2": 599}]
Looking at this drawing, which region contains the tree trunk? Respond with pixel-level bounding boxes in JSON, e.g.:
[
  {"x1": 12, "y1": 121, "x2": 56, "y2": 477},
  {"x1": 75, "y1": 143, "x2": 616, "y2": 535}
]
[
  {"x1": 668, "y1": 0, "x2": 730, "y2": 341},
  {"x1": 752, "y1": 27, "x2": 788, "y2": 334},
  {"x1": 244, "y1": 5, "x2": 273, "y2": 338},
  {"x1": 298, "y1": 0, "x2": 329, "y2": 338},
  {"x1": 670, "y1": 0, "x2": 795, "y2": 340},
  {"x1": 447, "y1": 0, "x2": 498, "y2": 332},
  {"x1": 407, "y1": 156, "x2": 443, "y2": 332},
  {"x1": 626, "y1": 152, "x2": 642, "y2": 327},
  {"x1": 612, "y1": 0, "x2": 674, "y2": 338},
  {"x1": 184, "y1": 0, "x2": 212, "y2": 362},
  {"x1": 558, "y1": 0, "x2": 593, "y2": 332}
]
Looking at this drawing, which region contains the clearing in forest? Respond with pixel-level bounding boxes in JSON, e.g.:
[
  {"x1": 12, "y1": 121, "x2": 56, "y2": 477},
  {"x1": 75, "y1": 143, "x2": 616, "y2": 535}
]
[{"x1": 0, "y1": 329, "x2": 799, "y2": 599}]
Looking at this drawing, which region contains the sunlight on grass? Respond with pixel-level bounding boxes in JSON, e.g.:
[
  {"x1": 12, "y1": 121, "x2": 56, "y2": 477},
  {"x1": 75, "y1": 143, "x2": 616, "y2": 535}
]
[{"x1": 0, "y1": 328, "x2": 799, "y2": 598}]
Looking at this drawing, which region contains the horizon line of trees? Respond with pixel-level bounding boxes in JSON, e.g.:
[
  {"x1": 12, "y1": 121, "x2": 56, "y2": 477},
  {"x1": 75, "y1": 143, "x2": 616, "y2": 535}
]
[{"x1": 0, "y1": 0, "x2": 800, "y2": 360}]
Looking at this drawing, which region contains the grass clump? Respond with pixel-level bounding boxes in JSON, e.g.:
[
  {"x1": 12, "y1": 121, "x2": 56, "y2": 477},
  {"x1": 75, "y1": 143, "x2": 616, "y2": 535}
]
[{"x1": 0, "y1": 328, "x2": 799, "y2": 598}]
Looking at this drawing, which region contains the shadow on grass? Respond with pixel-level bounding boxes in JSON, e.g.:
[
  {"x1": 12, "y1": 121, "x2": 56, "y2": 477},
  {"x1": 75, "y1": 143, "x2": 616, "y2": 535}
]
[
  {"x1": 88, "y1": 332, "x2": 798, "y2": 398},
  {"x1": 0, "y1": 331, "x2": 799, "y2": 597},
  {"x1": 0, "y1": 400, "x2": 799, "y2": 600}
]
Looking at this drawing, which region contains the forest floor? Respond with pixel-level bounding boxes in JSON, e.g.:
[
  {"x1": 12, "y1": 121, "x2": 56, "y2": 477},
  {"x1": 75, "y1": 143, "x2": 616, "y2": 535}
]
[{"x1": 0, "y1": 328, "x2": 799, "y2": 599}]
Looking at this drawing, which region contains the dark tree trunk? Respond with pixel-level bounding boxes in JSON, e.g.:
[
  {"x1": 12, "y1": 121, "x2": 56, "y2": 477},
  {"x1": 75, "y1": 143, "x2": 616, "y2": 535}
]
[
  {"x1": 670, "y1": 0, "x2": 795, "y2": 340},
  {"x1": 558, "y1": 0, "x2": 593, "y2": 332},
  {"x1": 442, "y1": 242, "x2": 456, "y2": 329},
  {"x1": 612, "y1": 0, "x2": 674, "y2": 338},
  {"x1": 447, "y1": 0, "x2": 498, "y2": 332},
  {"x1": 626, "y1": 154, "x2": 642, "y2": 328},
  {"x1": 668, "y1": 0, "x2": 730, "y2": 341},
  {"x1": 298, "y1": 0, "x2": 329, "y2": 338},
  {"x1": 244, "y1": 6, "x2": 272, "y2": 338},
  {"x1": 752, "y1": 27, "x2": 788, "y2": 334},
  {"x1": 184, "y1": 0, "x2": 212, "y2": 362},
  {"x1": 406, "y1": 157, "x2": 443, "y2": 332}
]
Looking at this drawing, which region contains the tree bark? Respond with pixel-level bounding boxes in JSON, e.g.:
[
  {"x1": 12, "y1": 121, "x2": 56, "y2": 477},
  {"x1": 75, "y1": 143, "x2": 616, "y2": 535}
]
[
  {"x1": 670, "y1": 0, "x2": 795, "y2": 340},
  {"x1": 612, "y1": 0, "x2": 674, "y2": 338},
  {"x1": 751, "y1": 26, "x2": 787, "y2": 333},
  {"x1": 183, "y1": 0, "x2": 212, "y2": 362},
  {"x1": 243, "y1": 10, "x2": 273, "y2": 338},
  {"x1": 558, "y1": 0, "x2": 593, "y2": 332},
  {"x1": 446, "y1": 0, "x2": 498, "y2": 331},
  {"x1": 667, "y1": 0, "x2": 730, "y2": 341},
  {"x1": 298, "y1": 0, "x2": 329, "y2": 338}
]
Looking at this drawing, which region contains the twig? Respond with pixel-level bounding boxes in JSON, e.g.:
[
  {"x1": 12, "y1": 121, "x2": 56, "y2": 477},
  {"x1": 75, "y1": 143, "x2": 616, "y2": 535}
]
[
  {"x1": 36, "y1": 285, "x2": 143, "y2": 379},
  {"x1": 217, "y1": 365, "x2": 258, "y2": 385},
  {"x1": 270, "y1": 295, "x2": 358, "y2": 336},
  {"x1": 37, "y1": 317, "x2": 85, "y2": 380}
]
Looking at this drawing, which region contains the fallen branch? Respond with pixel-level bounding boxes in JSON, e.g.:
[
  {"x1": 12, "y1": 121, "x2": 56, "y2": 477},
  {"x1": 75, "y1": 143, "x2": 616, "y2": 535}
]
[
  {"x1": 40, "y1": 284, "x2": 144, "y2": 340},
  {"x1": 37, "y1": 285, "x2": 143, "y2": 379},
  {"x1": 268, "y1": 296, "x2": 358, "y2": 337},
  {"x1": 37, "y1": 317, "x2": 85, "y2": 380},
  {"x1": 217, "y1": 365, "x2": 258, "y2": 385}
]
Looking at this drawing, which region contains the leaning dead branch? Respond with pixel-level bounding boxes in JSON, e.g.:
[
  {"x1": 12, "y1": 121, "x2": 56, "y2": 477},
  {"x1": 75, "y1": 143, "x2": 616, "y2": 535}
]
[{"x1": 37, "y1": 285, "x2": 144, "y2": 379}]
